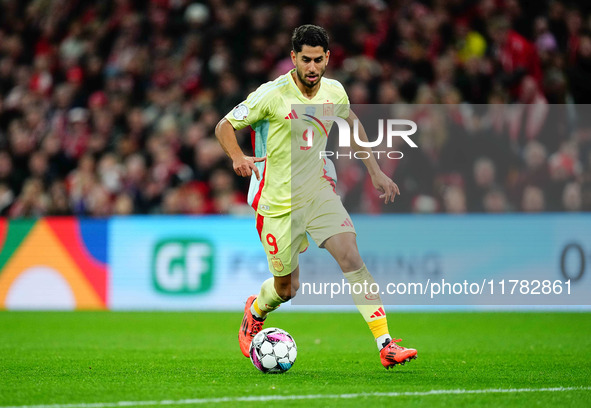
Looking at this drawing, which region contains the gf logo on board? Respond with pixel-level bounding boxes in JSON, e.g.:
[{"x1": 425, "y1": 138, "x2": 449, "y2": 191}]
[{"x1": 152, "y1": 239, "x2": 214, "y2": 294}]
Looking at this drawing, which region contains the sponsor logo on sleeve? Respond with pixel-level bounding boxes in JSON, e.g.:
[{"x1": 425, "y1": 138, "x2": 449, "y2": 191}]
[{"x1": 232, "y1": 104, "x2": 249, "y2": 120}]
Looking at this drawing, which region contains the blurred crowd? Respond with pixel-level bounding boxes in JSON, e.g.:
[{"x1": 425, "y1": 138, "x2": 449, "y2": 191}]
[{"x1": 0, "y1": 0, "x2": 590, "y2": 216}]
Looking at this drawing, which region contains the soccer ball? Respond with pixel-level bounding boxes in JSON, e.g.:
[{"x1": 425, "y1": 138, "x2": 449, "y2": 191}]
[{"x1": 249, "y1": 328, "x2": 297, "y2": 373}]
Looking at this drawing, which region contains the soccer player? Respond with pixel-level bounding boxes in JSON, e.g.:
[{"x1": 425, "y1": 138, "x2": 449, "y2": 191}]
[{"x1": 215, "y1": 25, "x2": 417, "y2": 369}]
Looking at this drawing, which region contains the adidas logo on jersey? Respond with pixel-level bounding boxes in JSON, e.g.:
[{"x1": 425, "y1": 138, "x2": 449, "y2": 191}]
[
  {"x1": 284, "y1": 109, "x2": 299, "y2": 120},
  {"x1": 341, "y1": 218, "x2": 353, "y2": 227}
]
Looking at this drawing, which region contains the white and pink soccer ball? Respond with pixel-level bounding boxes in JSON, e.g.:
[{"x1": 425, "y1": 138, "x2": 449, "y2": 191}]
[{"x1": 249, "y1": 328, "x2": 297, "y2": 373}]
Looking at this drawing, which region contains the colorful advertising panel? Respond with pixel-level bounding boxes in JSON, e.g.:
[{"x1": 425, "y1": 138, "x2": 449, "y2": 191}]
[
  {"x1": 1, "y1": 215, "x2": 590, "y2": 310},
  {"x1": 0, "y1": 218, "x2": 108, "y2": 310}
]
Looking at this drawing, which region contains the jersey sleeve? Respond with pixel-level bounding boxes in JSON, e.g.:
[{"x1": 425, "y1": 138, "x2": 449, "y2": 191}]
[{"x1": 224, "y1": 82, "x2": 275, "y2": 130}]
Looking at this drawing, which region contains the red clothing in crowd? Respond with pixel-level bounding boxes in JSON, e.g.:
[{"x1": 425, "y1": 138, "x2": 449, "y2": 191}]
[{"x1": 498, "y1": 30, "x2": 543, "y2": 85}]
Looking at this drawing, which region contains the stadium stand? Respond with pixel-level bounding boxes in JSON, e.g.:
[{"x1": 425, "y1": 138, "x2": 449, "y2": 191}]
[{"x1": 0, "y1": 0, "x2": 590, "y2": 215}]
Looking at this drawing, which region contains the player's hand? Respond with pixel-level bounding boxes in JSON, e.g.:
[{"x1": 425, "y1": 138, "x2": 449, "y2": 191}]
[
  {"x1": 371, "y1": 171, "x2": 400, "y2": 204},
  {"x1": 233, "y1": 155, "x2": 266, "y2": 180}
]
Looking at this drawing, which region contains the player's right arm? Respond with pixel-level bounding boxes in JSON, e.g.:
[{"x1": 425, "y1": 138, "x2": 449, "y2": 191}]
[
  {"x1": 216, "y1": 82, "x2": 276, "y2": 180},
  {"x1": 215, "y1": 118, "x2": 264, "y2": 180}
]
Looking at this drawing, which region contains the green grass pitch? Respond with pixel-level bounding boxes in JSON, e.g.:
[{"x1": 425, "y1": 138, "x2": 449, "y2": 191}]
[{"x1": 1, "y1": 311, "x2": 590, "y2": 407}]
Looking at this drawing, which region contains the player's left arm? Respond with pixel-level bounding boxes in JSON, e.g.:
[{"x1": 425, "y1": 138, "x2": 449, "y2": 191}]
[{"x1": 345, "y1": 109, "x2": 400, "y2": 204}]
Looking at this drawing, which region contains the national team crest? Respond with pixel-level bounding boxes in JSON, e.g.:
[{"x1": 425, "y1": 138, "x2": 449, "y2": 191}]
[
  {"x1": 323, "y1": 102, "x2": 333, "y2": 116},
  {"x1": 271, "y1": 257, "x2": 284, "y2": 272}
]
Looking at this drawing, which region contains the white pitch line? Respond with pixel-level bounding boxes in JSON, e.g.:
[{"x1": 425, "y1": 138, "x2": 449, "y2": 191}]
[{"x1": 3, "y1": 386, "x2": 590, "y2": 408}]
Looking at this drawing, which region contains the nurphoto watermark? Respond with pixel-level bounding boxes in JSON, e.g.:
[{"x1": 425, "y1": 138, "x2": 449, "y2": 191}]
[{"x1": 291, "y1": 104, "x2": 419, "y2": 161}]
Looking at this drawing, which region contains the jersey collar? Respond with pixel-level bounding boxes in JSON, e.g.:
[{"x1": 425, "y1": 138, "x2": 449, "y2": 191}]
[{"x1": 287, "y1": 69, "x2": 324, "y2": 102}]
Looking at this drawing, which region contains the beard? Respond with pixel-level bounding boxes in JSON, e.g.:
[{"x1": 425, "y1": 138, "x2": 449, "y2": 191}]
[{"x1": 296, "y1": 66, "x2": 325, "y2": 88}]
